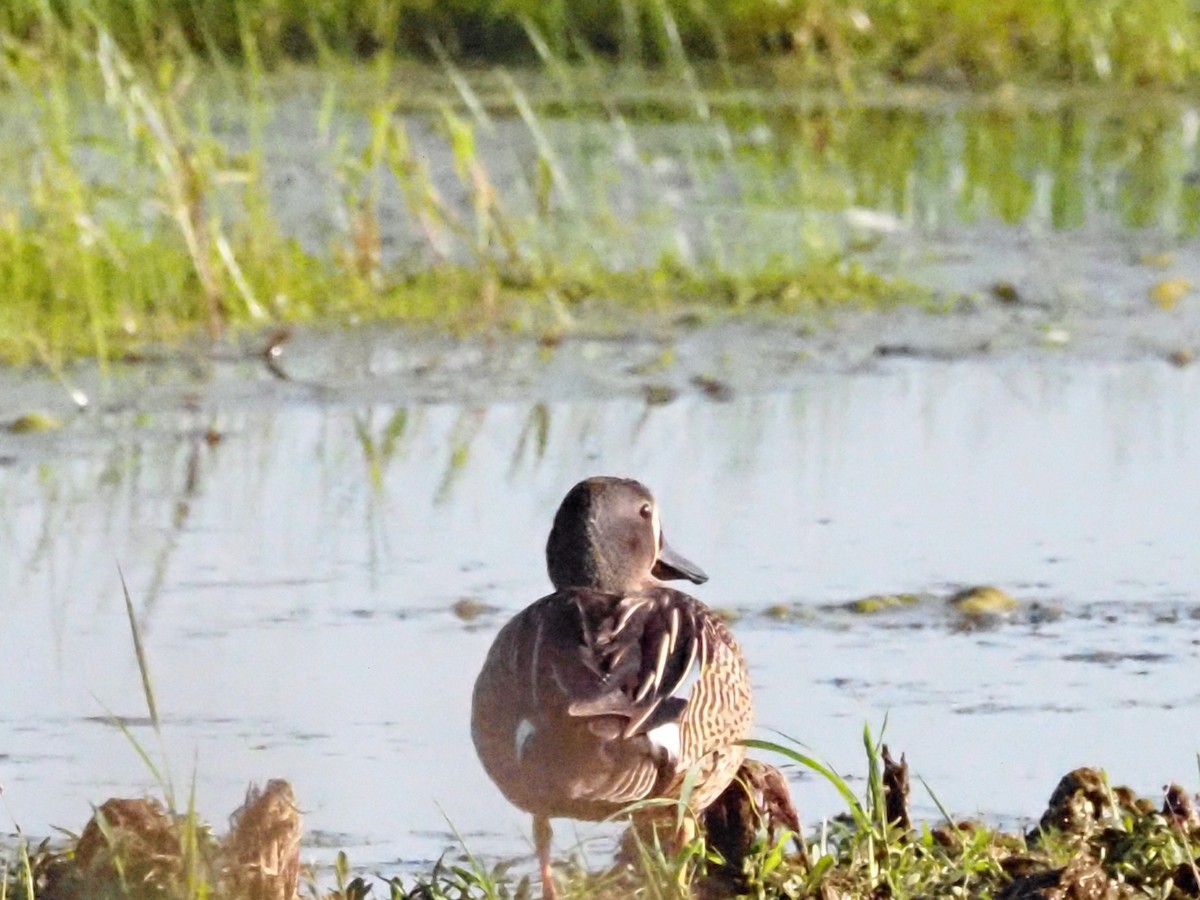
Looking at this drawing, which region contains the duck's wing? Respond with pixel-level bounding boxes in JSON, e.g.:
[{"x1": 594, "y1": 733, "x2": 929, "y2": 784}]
[{"x1": 564, "y1": 588, "x2": 714, "y2": 748}]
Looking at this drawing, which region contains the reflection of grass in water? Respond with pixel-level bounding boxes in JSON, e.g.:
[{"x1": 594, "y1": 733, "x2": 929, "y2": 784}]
[
  {"x1": 509, "y1": 402, "x2": 551, "y2": 476},
  {"x1": 353, "y1": 408, "x2": 411, "y2": 492},
  {"x1": 435, "y1": 407, "x2": 487, "y2": 505}
]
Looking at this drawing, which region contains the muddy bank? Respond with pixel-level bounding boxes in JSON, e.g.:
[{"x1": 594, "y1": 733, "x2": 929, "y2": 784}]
[
  {"x1": 3, "y1": 246, "x2": 1200, "y2": 426},
  {"x1": 8, "y1": 756, "x2": 1199, "y2": 899}
]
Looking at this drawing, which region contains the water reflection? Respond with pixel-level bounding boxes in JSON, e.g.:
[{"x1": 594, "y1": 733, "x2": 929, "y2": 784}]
[
  {"x1": 709, "y1": 95, "x2": 1200, "y2": 234},
  {"x1": 4, "y1": 85, "x2": 1197, "y2": 283},
  {"x1": 435, "y1": 92, "x2": 1200, "y2": 275},
  {"x1": 1, "y1": 360, "x2": 1199, "y2": 870}
]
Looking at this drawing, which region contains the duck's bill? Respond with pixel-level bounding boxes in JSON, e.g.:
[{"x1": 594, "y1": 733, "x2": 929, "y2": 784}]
[{"x1": 652, "y1": 538, "x2": 709, "y2": 585}]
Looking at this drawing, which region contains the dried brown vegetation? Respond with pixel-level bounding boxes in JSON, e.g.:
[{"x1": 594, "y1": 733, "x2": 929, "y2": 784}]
[{"x1": 23, "y1": 780, "x2": 300, "y2": 900}]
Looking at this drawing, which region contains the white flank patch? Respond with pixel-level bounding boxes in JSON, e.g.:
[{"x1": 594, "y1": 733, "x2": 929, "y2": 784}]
[
  {"x1": 514, "y1": 718, "x2": 536, "y2": 760},
  {"x1": 646, "y1": 722, "x2": 680, "y2": 766}
]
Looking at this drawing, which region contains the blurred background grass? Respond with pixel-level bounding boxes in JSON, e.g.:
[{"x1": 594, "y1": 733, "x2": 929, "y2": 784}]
[
  {"x1": 2, "y1": 0, "x2": 1198, "y2": 368},
  {"x1": 4, "y1": 0, "x2": 1200, "y2": 85}
]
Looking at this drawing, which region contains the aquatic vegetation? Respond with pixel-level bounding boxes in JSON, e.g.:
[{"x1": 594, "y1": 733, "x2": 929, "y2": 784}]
[
  {"x1": 845, "y1": 593, "x2": 923, "y2": 615},
  {"x1": 1151, "y1": 277, "x2": 1194, "y2": 310},
  {"x1": 2, "y1": 0, "x2": 1200, "y2": 366},
  {"x1": 4, "y1": 412, "x2": 63, "y2": 434},
  {"x1": 3, "y1": 0, "x2": 1200, "y2": 87},
  {"x1": 949, "y1": 585, "x2": 1020, "y2": 617},
  {"x1": 0, "y1": 21, "x2": 924, "y2": 367}
]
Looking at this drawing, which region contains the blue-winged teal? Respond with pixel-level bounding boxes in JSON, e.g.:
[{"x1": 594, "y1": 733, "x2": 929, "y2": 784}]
[{"x1": 471, "y1": 476, "x2": 754, "y2": 899}]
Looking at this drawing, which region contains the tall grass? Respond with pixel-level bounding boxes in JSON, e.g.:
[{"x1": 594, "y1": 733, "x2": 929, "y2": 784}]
[
  {"x1": 0, "y1": 16, "x2": 915, "y2": 366},
  {"x1": 3, "y1": 0, "x2": 1200, "y2": 85},
  {"x1": 1, "y1": 3, "x2": 1198, "y2": 367}
]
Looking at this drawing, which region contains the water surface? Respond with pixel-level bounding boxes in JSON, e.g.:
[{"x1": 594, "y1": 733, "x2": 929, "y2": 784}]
[{"x1": 2, "y1": 355, "x2": 1198, "y2": 872}]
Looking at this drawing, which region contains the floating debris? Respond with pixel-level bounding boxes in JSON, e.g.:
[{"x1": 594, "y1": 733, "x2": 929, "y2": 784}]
[
  {"x1": 761, "y1": 602, "x2": 817, "y2": 623},
  {"x1": 991, "y1": 281, "x2": 1021, "y2": 304},
  {"x1": 763, "y1": 602, "x2": 795, "y2": 621},
  {"x1": 627, "y1": 347, "x2": 676, "y2": 375},
  {"x1": 711, "y1": 606, "x2": 742, "y2": 624},
  {"x1": 1060, "y1": 649, "x2": 1170, "y2": 666},
  {"x1": 451, "y1": 596, "x2": 498, "y2": 621},
  {"x1": 874, "y1": 343, "x2": 922, "y2": 358},
  {"x1": 643, "y1": 383, "x2": 680, "y2": 406},
  {"x1": 260, "y1": 326, "x2": 296, "y2": 381},
  {"x1": 1043, "y1": 327, "x2": 1071, "y2": 347},
  {"x1": 1139, "y1": 252, "x2": 1175, "y2": 268},
  {"x1": 846, "y1": 593, "x2": 923, "y2": 615},
  {"x1": 1150, "y1": 277, "x2": 1192, "y2": 310},
  {"x1": 949, "y1": 585, "x2": 1020, "y2": 617},
  {"x1": 690, "y1": 374, "x2": 734, "y2": 402},
  {"x1": 6, "y1": 411, "x2": 63, "y2": 434}
]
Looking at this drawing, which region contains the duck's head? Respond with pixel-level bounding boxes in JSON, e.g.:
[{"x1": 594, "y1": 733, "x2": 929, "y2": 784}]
[{"x1": 546, "y1": 476, "x2": 708, "y2": 593}]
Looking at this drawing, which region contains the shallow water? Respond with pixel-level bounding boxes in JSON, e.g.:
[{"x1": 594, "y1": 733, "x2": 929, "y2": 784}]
[
  {"x1": 2, "y1": 355, "x2": 1198, "y2": 872},
  {"x1": 5, "y1": 77, "x2": 1200, "y2": 278}
]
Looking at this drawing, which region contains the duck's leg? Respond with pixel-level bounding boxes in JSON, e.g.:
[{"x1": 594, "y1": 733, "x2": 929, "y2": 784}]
[{"x1": 534, "y1": 815, "x2": 558, "y2": 900}]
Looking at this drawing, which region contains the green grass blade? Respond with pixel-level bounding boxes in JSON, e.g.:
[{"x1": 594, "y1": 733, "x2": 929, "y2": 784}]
[
  {"x1": 743, "y1": 737, "x2": 871, "y2": 832},
  {"x1": 119, "y1": 564, "x2": 159, "y2": 730},
  {"x1": 918, "y1": 774, "x2": 955, "y2": 827}
]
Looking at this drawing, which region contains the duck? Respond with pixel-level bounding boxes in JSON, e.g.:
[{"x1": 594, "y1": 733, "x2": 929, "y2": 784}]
[{"x1": 471, "y1": 476, "x2": 754, "y2": 899}]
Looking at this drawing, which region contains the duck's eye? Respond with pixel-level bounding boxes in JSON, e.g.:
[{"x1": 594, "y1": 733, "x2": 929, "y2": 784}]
[{"x1": 639, "y1": 502, "x2": 653, "y2": 520}]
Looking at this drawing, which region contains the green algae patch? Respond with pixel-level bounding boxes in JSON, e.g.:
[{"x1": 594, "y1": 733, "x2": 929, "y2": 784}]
[
  {"x1": 950, "y1": 585, "x2": 1021, "y2": 617},
  {"x1": 5, "y1": 411, "x2": 63, "y2": 434},
  {"x1": 846, "y1": 593, "x2": 924, "y2": 615},
  {"x1": 761, "y1": 602, "x2": 818, "y2": 623},
  {"x1": 763, "y1": 602, "x2": 795, "y2": 621}
]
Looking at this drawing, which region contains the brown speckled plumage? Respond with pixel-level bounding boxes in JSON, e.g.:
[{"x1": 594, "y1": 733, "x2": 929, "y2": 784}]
[{"x1": 471, "y1": 477, "x2": 754, "y2": 899}]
